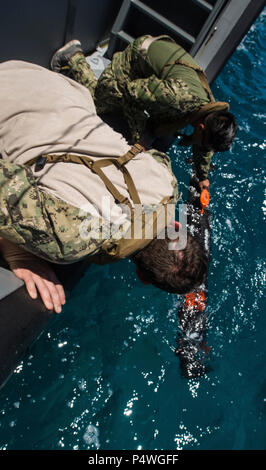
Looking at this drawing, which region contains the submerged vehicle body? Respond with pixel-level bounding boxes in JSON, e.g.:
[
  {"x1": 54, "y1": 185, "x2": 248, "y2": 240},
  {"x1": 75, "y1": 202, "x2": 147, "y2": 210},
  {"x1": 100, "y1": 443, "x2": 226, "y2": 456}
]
[
  {"x1": 176, "y1": 176, "x2": 211, "y2": 378},
  {"x1": 0, "y1": 0, "x2": 264, "y2": 388}
]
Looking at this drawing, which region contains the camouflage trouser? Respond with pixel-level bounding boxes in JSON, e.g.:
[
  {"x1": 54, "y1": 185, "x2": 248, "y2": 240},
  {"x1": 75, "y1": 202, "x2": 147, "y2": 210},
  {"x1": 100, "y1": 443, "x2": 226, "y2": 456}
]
[
  {"x1": 0, "y1": 160, "x2": 105, "y2": 264},
  {"x1": 68, "y1": 53, "x2": 123, "y2": 115}
]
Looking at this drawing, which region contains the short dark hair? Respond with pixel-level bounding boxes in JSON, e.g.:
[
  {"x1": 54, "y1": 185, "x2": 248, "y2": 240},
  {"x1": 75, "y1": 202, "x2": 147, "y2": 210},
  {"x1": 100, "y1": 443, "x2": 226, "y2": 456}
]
[
  {"x1": 131, "y1": 231, "x2": 208, "y2": 294},
  {"x1": 204, "y1": 111, "x2": 237, "y2": 152}
]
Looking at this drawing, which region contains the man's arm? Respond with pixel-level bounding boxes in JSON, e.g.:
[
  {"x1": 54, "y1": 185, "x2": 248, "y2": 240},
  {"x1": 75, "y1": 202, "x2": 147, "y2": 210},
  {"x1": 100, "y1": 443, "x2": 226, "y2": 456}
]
[
  {"x1": 192, "y1": 144, "x2": 213, "y2": 190},
  {"x1": 0, "y1": 237, "x2": 65, "y2": 313},
  {"x1": 124, "y1": 76, "x2": 203, "y2": 141}
]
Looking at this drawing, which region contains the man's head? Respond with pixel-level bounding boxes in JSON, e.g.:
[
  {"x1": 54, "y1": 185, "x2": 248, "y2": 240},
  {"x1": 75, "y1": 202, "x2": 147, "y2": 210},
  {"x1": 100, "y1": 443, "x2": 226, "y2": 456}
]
[
  {"x1": 194, "y1": 111, "x2": 237, "y2": 152},
  {"x1": 131, "y1": 230, "x2": 208, "y2": 294}
]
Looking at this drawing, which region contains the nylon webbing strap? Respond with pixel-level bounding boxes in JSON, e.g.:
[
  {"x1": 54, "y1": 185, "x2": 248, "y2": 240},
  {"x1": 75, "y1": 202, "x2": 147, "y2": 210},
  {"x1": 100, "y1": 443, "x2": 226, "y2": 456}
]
[
  {"x1": 117, "y1": 143, "x2": 144, "y2": 166},
  {"x1": 96, "y1": 158, "x2": 141, "y2": 205},
  {"x1": 89, "y1": 143, "x2": 143, "y2": 205},
  {"x1": 90, "y1": 161, "x2": 133, "y2": 207},
  {"x1": 25, "y1": 144, "x2": 144, "y2": 208}
]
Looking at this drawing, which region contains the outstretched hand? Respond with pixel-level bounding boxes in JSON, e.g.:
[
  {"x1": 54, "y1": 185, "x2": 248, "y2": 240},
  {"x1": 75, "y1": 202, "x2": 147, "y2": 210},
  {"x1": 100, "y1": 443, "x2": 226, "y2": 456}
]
[
  {"x1": 199, "y1": 179, "x2": 210, "y2": 191},
  {"x1": 13, "y1": 260, "x2": 65, "y2": 313},
  {"x1": 0, "y1": 237, "x2": 65, "y2": 313}
]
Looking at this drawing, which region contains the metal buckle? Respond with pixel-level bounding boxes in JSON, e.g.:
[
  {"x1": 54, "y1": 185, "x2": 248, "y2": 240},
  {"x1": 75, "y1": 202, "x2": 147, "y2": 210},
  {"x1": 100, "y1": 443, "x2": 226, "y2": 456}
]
[{"x1": 35, "y1": 155, "x2": 47, "y2": 172}]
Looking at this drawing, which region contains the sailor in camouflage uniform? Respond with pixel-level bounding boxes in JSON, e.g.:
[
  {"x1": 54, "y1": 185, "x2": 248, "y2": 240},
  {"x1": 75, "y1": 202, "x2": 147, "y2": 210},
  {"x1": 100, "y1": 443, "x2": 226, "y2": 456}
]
[
  {"x1": 51, "y1": 35, "x2": 237, "y2": 191},
  {"x1": 0, "y1": 60, "x2": 208, "y2": 312}
]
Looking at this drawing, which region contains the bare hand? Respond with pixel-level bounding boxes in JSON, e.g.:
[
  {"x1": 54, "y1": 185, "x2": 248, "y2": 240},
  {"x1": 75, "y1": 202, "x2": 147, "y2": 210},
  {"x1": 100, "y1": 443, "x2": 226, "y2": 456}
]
[
  {"x1": 12, "y1": 260, "x2": 65, "y2": 314},
  {"x1": 199, "y1": 179, "x2": 210, "y2": 191},
  {"x1": 0, "y1": 237, "x2": 66, "y2": 313}
]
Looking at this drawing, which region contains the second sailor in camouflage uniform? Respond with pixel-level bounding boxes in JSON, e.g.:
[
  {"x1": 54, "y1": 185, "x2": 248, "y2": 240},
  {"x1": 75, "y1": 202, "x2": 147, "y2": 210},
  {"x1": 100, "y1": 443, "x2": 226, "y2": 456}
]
[{"x1": 64, "y1": 35, "x2": 236, "y2": 186}]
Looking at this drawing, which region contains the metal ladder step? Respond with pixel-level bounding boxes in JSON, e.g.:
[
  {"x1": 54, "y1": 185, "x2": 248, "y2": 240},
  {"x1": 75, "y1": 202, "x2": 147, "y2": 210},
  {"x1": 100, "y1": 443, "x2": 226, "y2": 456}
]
[
  {"x1": 107, "y1": 0, "x2": 197, "y2": 57},
  {"x1": 106, "y1": 0, "x2": 228, "y2": 60}
]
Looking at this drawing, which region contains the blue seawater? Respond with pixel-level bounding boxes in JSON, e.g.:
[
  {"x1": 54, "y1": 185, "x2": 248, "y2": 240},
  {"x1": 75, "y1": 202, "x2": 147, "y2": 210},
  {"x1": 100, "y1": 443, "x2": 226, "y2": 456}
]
[{"x1": 0, "y1": 12, "x2": 265, "y2": 451}]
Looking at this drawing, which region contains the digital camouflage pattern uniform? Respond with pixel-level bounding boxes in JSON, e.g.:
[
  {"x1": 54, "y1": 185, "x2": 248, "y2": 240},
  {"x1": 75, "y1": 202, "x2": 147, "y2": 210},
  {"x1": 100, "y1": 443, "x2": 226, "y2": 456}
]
[
  {"x1": 68, "y1": 35, "x2": 216, "y2": 181},
  {"x1": 0, "y1": 154, "x2": 177, "y2": 265},
  {"x1": 0, "y1": 159, "x2": 110, "y2": 264}
]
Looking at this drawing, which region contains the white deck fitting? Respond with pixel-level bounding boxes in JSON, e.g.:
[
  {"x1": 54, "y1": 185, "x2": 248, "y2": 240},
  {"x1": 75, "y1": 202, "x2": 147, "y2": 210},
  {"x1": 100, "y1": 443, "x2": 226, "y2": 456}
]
[{"x1": 86, "y1": 44, "x2": 110, "y2": 78}]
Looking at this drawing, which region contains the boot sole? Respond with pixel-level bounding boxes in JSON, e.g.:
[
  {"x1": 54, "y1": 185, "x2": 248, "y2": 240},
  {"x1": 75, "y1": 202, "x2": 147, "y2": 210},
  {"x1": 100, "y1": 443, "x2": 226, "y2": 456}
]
[{"x1": 50, "y1": 39, "x2": 82, "y2": 70}]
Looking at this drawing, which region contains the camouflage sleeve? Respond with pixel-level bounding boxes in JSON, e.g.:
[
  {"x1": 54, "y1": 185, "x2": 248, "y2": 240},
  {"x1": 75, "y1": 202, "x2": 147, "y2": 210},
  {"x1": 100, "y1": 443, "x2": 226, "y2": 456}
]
[
  {"x1": 122, "y1": 100, "x2": 149, "y2": 142},
  {"x1": 124, "y1": 76, "x2": 203, "y2": 140},
  {"x1": 125, "y1": 75, "x2": 202, "y2": 116},
  {"x1": 0, "y1": 160, "x2": 105, "y2": 263},
  {"x1": 0, "y1": 160, "x2": 51, "y2": 249},
  {"x1": 192, "y1": 144, "x2": 213, "y2": 181}
]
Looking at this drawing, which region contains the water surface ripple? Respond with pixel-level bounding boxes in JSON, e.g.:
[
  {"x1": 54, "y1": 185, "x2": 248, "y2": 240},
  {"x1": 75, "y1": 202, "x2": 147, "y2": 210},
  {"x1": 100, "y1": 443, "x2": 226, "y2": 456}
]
[{"x1": 0, "y1": 11, "x2": 265, "y2": 451}]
